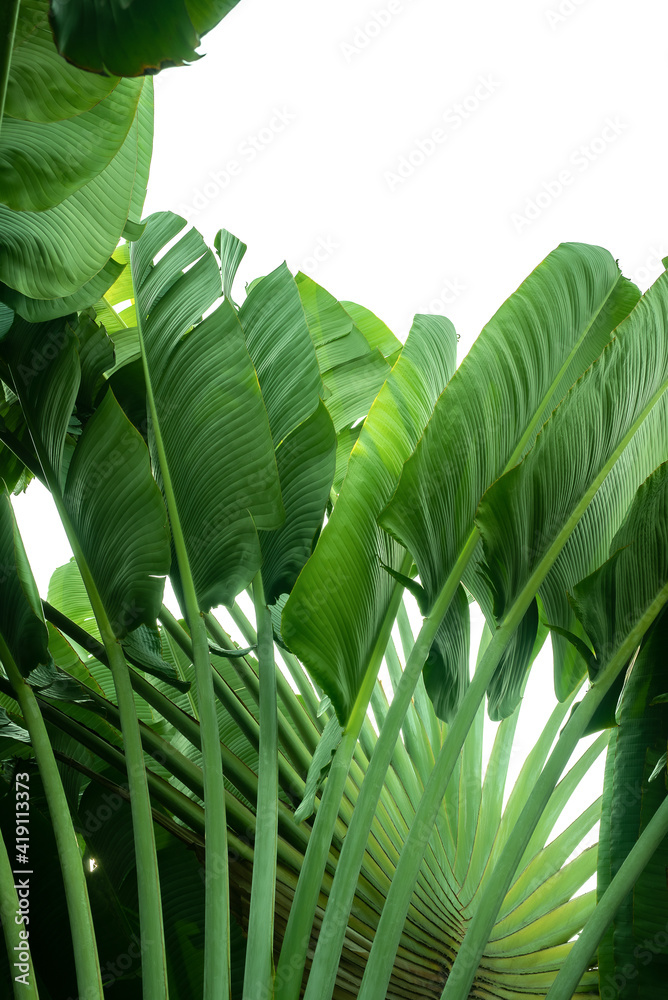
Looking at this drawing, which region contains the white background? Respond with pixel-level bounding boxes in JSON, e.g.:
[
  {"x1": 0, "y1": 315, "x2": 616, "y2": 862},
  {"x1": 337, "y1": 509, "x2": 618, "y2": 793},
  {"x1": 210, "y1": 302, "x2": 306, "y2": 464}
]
[{"x1": 14, "y1": 0, "x2": 668, "y2": 855}]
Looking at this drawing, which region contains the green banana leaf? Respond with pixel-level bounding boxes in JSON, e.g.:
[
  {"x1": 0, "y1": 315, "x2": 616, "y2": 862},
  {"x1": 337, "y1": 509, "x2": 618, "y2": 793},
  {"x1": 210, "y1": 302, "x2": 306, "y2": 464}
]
[
  {"x1": 49, "y1": 0, "x2": 243, "y2": 77},
  {"x1": 475, "y1": 270, "x2": 668, "y2": 708},
  {"x1": 380, "y1": 243, "x2": 640, "y2": 720},
  {"x1": 0, "y1": 314, "x2": 171, "y2": 634},
  {"x1": 283, "y1": 313, "x2": 457, "y2": 725},
  {"x1": 0, "y1": 0, "x2": 151, "y2": 318},
  {"x1": 128, "y1": 211, "x2": 285, "y2": 611}
]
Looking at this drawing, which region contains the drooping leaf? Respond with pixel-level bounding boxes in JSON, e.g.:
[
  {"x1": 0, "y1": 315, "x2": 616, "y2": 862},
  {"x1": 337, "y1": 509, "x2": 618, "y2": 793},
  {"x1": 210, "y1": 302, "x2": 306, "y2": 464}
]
[
  {"x1": 0, "y1": 257, "x2": 125, "y2": 324},
  {"x1": 0, "y1": 77, "x2": 143, "y2": 212},
  {"x1": 121, "y1": 624, "x2": 191, "y2": 692},
  {"x1": 0, "y1": 706, "x2": 30, "y2": 742},
  {"x1": 380, "y1": 243, "x2": 641, "y2": 718},
  {"x1": 320, "y1": 349, "x2": 391, "y2": 433},
  {"x1": 214, "y1": 228, "x2": 246, "y2": 307},
  {"x1": 0, "y1": 314, "x2": 80, "y2": 487},
  {"x1": 71, "y1": 310, "x2": 115, "y2": 413},
  {"x1": 63, "y1": 389, "x2": 171, "y2": 636},
  {"x1": 25, "y1": 660, "x2": 92, "y2": 702},
  {"x1": 566, "y1": 464, "x2": 668, "y2": 682},
  {"x1": 0, "y1": 2, "x2": 153, "y2": 314},
  {"x1": 0, "y1": 315, "x2": 171, "y2": 639},
  {"x1": 476, "y1": 275, "x2": 668, "y2": 706},
  {"x1": 423, "y1": 584, "x2": 470, "y2": 723},
  {"x1": 48, "y1": 0, "x2": 243, "y2": 77},
  {"x1": 332, "y1": 424, "x2": 361, "y2": 498},
  {"x1": 340, "y1": 299, "x2": 402, "y2": 360},
  {"x1": 295, "y1": 274, "x2": 400, "y2": 437},
  {"x1": 294, "y1": 715, "x2": 343, "y2": 824}
]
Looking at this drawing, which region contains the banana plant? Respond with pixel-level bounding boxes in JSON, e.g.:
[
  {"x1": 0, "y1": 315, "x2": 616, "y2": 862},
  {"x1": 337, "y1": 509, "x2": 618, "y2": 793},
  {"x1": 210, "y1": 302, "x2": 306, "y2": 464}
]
[{"x1": 0, "y1": 217, "x2": 667, "y2": 1000}]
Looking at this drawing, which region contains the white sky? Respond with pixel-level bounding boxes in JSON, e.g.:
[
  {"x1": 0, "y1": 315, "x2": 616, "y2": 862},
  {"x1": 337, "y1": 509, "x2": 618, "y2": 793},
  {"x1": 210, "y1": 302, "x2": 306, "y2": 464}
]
[{"x1": 13, "y1": 0, "x2": 668, "y2": 864}]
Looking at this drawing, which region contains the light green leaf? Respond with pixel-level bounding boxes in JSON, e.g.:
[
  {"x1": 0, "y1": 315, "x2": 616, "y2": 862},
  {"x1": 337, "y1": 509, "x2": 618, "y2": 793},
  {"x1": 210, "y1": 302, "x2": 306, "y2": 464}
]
[
  {"x1": 259, "y1": 400, "x2": 336, "y2": 605},
  {"x1": 214, "y1": 228, "x2": 246, "y2": 307},
  {"x1": 283, "y1": 313, "x2": 457, "y2": 724},
  {"x1": 294, "y1": 715, "x2": 343, "y2": 824},
  {"x1": 341, "y1": 300, "x2": 402, "y2": 358},
  {"x1": 239, "y1": 262, "x2": 323, "y2": 448}
]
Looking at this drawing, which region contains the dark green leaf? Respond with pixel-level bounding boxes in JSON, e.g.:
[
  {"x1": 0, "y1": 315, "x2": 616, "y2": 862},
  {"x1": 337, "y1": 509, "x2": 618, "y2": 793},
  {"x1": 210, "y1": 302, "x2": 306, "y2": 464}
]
[{"x1": 48, "y1": 0, "x2": 242, "y2": 77}]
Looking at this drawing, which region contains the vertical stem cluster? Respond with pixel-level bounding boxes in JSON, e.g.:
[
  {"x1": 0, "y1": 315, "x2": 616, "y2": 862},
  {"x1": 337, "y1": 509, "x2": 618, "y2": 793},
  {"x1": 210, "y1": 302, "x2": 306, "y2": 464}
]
[
  {"x1": 136, "y1": 325, "x2": 230, "y2": 1000},
  {"x1": 0, "y1": 634, "x2": 102, "y2": 1000},
  {"x1": 243, "y1": 574, "x2": 279, "y2": 1000}
]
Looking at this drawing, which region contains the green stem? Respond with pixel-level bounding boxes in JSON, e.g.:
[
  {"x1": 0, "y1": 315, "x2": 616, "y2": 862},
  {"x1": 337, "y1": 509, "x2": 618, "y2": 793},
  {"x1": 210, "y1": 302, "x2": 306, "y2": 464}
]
[
  {"x1": 0, "y1": 801, "x2": 39, "y2": 1000},
  {"x1": 243, "y1": 575, "x2": 279, "y2": 1000},
  {"x1": 55, "y1": 512, "x2": 169, "y2": 1000},
  {"x1": 204, "y1": 611, "x2": 313, "y2": 774},
  {"x1": 209, "y1": 609, "x2": 318, "y2": 753},
  {"x1": 159, "y1": 607, "x2": 309, "y2": 817},
  {"x1": 137, "y1": 329, "x2": 229, "y2": 1000},
  {"x1": 0, "y1": 635, "x2": 102, "y2": 1000},
  {"x1": 439, "y1": 595, "x2": 667, "y2": 1000},
  {"x1": 546, "y1": 791, "x2": 668, "y2": 999},
  {"x1": 0, "y1": 0, "x2": 19, "y2": 129},
  {"x1": 275, "y1": 553, "x2": 414, "y2": 1000},
  {"x1": 302, "y1": 538, "x2": 478, "y2": 1000}
]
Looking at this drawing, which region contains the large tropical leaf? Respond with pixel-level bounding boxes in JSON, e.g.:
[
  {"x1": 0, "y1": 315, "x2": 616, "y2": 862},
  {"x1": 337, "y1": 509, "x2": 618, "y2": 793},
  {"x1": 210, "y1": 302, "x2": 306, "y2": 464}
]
[
  {"x1": 0, "y1": 314, "x2": 171, "y2": 633},
  {"x1": 235, "y1": 264, "x2": 337, "y2": 603},
  {"x1": 258, "y1": 400, "x2": 336, "y2": 605},
  {"x1": 475, "y1": 270, "x2": 668, "y2": 706},
  {"x1": 314, "y1": 247, "x2": 643, "y2": 1000},
  {"x1": 0, "y1": 0, "x2": 152, "y2": 317},
  {"x1": 379, "y1": 242, "x2": 639, "y2": 719},
  {"x1": 48, "y1": 0, "x2": 243, "y2": 77},
  {"x1": 283, "y1": 313, "x2": 457, "y2": 725},
  {"x1": 238, "y1": 263, "x2": 323, "y2": 448},
  {"x1": 129, "y1": 211, "x2": 285, "y2": 611},
  {"x1": 296, "y1": 273, "x2": 401, "y2": 462}
]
